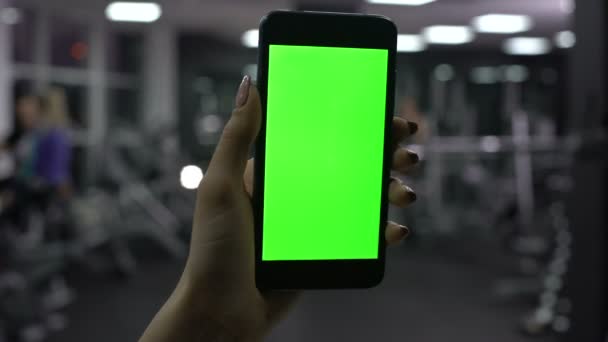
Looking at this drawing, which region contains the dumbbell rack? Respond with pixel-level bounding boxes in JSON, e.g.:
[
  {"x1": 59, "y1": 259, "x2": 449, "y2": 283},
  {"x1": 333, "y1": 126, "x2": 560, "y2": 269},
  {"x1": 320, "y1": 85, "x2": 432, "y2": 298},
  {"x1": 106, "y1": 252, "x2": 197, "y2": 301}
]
[{"x1": 403, "y1": 71, "x2": 606, "y2": 338}]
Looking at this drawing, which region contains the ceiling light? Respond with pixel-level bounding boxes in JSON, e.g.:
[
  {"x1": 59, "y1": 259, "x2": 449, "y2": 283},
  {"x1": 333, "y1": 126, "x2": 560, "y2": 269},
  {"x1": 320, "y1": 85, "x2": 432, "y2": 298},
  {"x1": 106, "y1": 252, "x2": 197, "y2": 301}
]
[
  {"x1": 503, "y1": 37, "x2": 551, "y2": 55},
  {"x1": 397, "y1": 34, "x2": 426, "y2": 52},
  {"x1": 367, "y1": 0, "x2": 436, "y2": 6},
  {"x1": 472, "y1": 14, "x2": 532, "y2": 34},
  {"x1": 241, "y1": 29, "x2": 259, "y2": 48},
  {"x1": 105, "y1": 2, "x2": 161, "y2": 23},
  {"x1": 423, "y1": 25, "x2": 474, "y2": 45},
  {"x1": 555, "y1": 30, "x2": 575, "y2": 48}
]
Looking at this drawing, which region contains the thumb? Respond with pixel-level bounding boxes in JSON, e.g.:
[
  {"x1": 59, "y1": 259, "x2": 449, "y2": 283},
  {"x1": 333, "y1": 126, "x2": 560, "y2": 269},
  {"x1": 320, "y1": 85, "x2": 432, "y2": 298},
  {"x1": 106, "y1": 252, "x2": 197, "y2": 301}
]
[{"x1": 206, "y1": 75, "x2": 261, "y2": 183}]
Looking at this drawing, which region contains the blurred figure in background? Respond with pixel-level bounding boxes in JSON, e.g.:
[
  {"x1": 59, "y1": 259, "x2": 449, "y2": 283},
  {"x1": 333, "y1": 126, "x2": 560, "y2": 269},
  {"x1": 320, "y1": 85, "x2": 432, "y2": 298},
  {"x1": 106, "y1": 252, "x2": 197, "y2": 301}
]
[
  {"x1": 0, "y1": 87, "x2": 72, "y2": 235},
  {"x1": 14, "y1": 94, "x2": 43, "y2": 184},
  {"x1": 35, "y1": 87, "x2": 73, "y2": 240},
  {"x1": 36, "y1": 87, "x2": 73, "y2": 200},
  {"x1": 0, "y1": 93, "x2": 45, "y2": 232}
]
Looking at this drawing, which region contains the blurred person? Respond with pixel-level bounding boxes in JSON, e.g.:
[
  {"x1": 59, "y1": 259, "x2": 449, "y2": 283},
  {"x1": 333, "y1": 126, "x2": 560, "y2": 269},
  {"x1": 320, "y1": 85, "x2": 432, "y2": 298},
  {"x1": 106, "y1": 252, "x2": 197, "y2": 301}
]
[
  {"x1": 140, "y1": 76, "x2": 420, "y2": 341},
  {"x1": 35, "y1": 87, "x2": 73, "y2": 200},
  {"x1": 0, "y1": 88, "x2": 72, "y2": 233},
  {"x1": 32, "y1": 87, "x2": 73, "y2": 241},
  {"x1": 0, "y1": 94, "x2": 45, "y2": 231},
  {"x1": 13, "y1": 94, "x2": 43, "y2": 182}
]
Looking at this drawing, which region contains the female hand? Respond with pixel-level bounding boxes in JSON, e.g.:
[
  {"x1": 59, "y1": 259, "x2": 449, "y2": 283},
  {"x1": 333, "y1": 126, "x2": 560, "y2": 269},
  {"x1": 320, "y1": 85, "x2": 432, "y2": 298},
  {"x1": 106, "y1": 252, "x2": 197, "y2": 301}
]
[{"x1": 140, "y1": 75, "x2": 419, "y2": 342}]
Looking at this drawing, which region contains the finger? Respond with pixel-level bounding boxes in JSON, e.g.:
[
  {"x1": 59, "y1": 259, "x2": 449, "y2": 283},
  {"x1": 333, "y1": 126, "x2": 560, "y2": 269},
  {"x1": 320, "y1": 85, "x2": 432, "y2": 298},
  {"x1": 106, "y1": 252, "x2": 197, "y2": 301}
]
[
  {"x1": 391, "y1": 117, "x2": 418, "y2": 147},
  {"x1": 385, "y1": 221, "x2": 410, "y2": 246},
  {"x1": 389, "y1": 177, "x2": 417, "y2": 207},
  {"x1": 206, "y1": 76, "x2": 261, "y2": 184},
  {"x1": 244, "y1": 158, "x2": 254, "y2": 197},
  {"x1": 392, "y1": 147, "x2": 419, "y2": 173}
]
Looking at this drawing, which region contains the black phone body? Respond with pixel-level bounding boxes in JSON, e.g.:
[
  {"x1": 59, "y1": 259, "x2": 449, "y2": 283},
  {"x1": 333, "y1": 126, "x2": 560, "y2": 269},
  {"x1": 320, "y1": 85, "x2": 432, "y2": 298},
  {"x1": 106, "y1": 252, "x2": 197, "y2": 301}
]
[{"x1": 254, "y1": 10, "x2": 397, "y2": 289}]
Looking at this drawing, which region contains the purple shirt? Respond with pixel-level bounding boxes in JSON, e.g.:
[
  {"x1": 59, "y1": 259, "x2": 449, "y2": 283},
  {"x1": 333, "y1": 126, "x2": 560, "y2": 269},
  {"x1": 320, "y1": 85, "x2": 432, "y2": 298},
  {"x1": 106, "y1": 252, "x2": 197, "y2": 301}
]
[{"x1": 34, "y1": 129, "x2": 72, "y2": 185}]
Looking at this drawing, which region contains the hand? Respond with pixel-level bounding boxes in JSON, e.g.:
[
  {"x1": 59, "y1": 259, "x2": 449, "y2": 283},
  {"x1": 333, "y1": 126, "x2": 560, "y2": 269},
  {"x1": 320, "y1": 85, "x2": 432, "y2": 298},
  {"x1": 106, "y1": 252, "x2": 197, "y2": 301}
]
[{"x1": 140, "y1": 76, "x2": 419, "y2": 342}]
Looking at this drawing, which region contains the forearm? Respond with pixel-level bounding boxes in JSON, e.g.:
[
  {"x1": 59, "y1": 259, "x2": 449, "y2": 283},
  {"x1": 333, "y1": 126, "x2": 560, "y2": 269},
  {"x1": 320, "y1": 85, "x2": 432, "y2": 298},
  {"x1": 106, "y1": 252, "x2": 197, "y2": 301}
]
[{"x1": 139, "y1": 281, "x2": 239, "y2": 342}]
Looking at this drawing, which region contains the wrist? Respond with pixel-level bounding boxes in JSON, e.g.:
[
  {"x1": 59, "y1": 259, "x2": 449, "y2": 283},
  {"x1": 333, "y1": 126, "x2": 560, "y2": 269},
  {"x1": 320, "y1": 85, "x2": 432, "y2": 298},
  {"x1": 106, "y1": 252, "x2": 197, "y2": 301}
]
[
  {"x1": 171, "y1": 279, "x2": 242, "y2": 342},
  {"x1": 172, "y1": 263, "x2": 270, "y2": 341},
  {"x1": 140, "y1": 278, "x2": 244, "y2": 342},
  {"x1": 174, "y1": 277, "x2": 267, "y2": 342}
]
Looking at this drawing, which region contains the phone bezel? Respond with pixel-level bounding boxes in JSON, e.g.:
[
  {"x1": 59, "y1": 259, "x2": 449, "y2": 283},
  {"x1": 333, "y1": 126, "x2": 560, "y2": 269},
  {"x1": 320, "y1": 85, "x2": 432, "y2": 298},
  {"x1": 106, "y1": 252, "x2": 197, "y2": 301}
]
[{"x1": 254, "y1": 10, "x2": 397, "y2": 289}]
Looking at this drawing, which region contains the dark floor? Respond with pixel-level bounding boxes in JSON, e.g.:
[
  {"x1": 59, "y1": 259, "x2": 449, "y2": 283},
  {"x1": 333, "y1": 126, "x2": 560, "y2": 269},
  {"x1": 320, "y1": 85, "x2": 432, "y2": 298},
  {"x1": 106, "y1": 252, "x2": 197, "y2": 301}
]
[{"x1": 47, "y1": 248, "x2": 556, "y2": 342}]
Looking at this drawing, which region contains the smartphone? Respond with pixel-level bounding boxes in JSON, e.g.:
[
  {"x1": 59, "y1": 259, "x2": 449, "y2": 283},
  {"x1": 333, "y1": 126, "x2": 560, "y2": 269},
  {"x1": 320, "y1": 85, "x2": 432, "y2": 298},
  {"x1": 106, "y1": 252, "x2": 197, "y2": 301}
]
[{"x1": 253, "y1": 10, "x2": 396, "y2": 289}]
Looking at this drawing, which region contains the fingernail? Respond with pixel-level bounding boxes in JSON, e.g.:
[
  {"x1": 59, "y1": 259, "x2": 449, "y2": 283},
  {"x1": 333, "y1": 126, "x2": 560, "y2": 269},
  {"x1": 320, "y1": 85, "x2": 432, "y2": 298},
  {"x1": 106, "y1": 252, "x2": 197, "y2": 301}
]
[
  {"x1": 405, "y1": 186, "x2": 417, "y2": 202},
  {"x1": 235, "y1": 75, "x2": 250, "y2": 107},
  {"x1": 399, "y1": 225, "x2": 410, "y2": 239},
  {"x1": 407, "y1": 150, "x2": 419, "y2": 164},
  {"x1": 408, "y1": 121, "x2": 418, "y2": 135}
]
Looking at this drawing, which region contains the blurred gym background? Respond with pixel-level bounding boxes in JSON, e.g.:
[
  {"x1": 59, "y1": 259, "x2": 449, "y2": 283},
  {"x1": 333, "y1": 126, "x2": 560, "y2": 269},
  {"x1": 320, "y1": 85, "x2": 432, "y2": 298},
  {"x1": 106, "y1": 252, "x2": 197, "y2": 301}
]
[{"x1": 0, "y1": 0, "x2": 606, "y2": 341}]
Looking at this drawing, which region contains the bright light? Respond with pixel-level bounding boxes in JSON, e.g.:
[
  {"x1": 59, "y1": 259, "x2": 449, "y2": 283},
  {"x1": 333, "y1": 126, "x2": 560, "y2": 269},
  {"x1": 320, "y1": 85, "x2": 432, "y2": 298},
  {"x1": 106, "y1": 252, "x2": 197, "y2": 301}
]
[
  {"x1": 0, "y1": 7, "x2": 21, "y2": 25},
  {"x1": 472, "y1": 14, "x2": 532, "y2": 34},
  {"x1": 105, "y1": 2, "x2": 161, "y2": 23},
  {"x1": 180, "y1": 165, "x2": 203, "y2": 190},
  {"x1": 241, "y1": 29, "x2": 259, "y2": 48},
  {"x1": 555, "y1": 30, "x2": 576, "y2": 48},
  {"x1": 503, "y1": 37, "x2": 551, "y2": 55},
  {"x1": 471, "y1": 66, "x2": 498, "y2": 84},
  {"x1": 423, "y1": 25, "x2": 474, "y2": 45},
  {"x1": 397, "y1": 34, "x2": 426, "y2": 52},
  {"x1": 367, "y1": 0, "x2": 436, "y2": 5}
]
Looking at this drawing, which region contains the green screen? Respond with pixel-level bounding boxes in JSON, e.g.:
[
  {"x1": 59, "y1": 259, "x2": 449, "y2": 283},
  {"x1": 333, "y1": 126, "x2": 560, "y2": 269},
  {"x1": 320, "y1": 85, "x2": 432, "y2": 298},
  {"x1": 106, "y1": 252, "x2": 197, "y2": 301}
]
[{"x1": 263, "y1": 44, "x2": 388, "y2": 261}]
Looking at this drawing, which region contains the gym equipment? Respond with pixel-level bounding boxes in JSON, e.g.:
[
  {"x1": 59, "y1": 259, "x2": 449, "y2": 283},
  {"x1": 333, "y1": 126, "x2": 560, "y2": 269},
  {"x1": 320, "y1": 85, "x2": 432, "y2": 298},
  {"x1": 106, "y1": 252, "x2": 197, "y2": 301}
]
[
  {"x1": 0, "y1": 203, "x2": 74, "y2": 342},
  {"x1": 0, "y1": 122, "x2": 193, "y2": 341},
  {"x1": 395, "y1": 64, "x2": 595, "y2": 338}
]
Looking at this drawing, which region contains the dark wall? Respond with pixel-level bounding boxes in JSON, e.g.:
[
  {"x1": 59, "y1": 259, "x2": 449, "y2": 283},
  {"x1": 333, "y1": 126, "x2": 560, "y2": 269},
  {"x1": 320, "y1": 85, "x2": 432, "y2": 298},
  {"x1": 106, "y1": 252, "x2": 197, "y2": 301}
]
[{"x1": 565, "y1": 0, "x2": 608, "y2": 340}]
